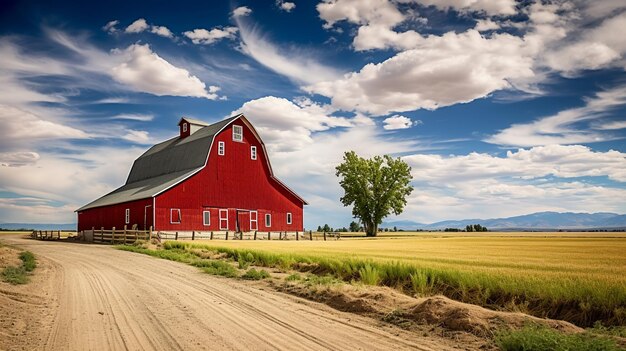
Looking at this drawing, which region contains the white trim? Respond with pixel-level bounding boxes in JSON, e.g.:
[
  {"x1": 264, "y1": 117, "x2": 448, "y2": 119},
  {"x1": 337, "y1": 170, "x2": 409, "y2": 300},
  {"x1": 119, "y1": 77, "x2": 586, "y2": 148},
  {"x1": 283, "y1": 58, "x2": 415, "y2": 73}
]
[
  {"x1": 219, "y1": 209, "x2": 229, "y2": 230},
  {"x1": 232, "y1": 124, "x2": 243, "y2": 142},
  {"x1": 218, "y1": 141, "x2": 225, "y2": 156},
  {"x1": 170, "y1": 208, "x2": 181, "y2": 224},
  {"x1": 125, "y1": 208, "x2": 130, "y2": 224},
  {"x1": 287, "y1": 212, "x2": 292, "y2": 225},
  {"x1": 265, "y1": 213, "x2": 271, "y2": 228},
  {"x1": 251, "y1": 146, "x2": 257, "y2": 160},
  {"x1": 203, "y1": 210, "x2": 210, "y2": 226},
  {"x1": 250, "y1": 210, "x2": 258, "y2": 231}
]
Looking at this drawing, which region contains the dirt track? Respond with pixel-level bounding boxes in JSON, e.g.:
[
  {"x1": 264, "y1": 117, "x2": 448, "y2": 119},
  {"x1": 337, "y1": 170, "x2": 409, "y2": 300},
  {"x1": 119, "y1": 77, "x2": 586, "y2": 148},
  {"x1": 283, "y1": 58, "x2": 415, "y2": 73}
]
[{"x1": 0, "y1": 234, "x2": 460, "y2": 351}]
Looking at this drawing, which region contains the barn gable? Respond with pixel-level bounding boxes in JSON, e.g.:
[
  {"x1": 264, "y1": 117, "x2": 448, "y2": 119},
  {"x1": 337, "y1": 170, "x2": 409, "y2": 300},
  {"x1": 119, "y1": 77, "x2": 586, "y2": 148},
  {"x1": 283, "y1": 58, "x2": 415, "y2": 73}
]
[{"x1": 77, "y1": 114, "x2": 306, "y2": 212}]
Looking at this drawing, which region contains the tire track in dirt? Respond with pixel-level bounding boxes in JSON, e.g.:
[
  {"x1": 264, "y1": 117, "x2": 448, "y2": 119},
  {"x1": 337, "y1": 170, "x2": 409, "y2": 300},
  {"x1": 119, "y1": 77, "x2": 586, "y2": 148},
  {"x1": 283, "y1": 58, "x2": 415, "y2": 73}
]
[{"x1": 2, "y1": 235, "x2": 462, "y2": 351}]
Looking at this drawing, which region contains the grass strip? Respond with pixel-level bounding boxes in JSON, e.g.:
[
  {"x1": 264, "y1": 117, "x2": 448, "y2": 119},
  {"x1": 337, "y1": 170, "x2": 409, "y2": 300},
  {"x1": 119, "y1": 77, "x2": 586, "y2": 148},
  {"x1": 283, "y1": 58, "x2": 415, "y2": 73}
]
[
  {"x1": 495, "y1": 324, "x2": 624, "y2": 351},
  {"x1": 1, "y1": 250, "x2": 37, "y2": 285}
]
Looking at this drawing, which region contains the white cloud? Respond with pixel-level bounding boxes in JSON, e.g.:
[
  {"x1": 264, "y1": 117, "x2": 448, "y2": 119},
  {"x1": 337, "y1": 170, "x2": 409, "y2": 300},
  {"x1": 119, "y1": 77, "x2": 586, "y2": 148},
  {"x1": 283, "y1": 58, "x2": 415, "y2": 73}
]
[
  {"x1": 125, "y1": 18, "x2": 149, "y2": 33},
  {"x1": 111, "y1": 44, "x2": 220, "y2": 99},
  {"x1": 111, "y1": 113, "x2": 154, "y2": 122},
  {"x1": 0, "y1": 104, "x2": 89, "y2": 141},
  {"x1": 236, "y1": 21, "x2": 341, "y2": 84},
  {"x1": 383, "y1": 115, "x2": 418, "y2": 130},
  {"x1": 474, "y1": 18, "x2": 500, "y2": 31},
  {"x1": 231, "y1": 96, "x2": 352, "y2": 152},
  {"x1": 150, "y1": 25, "x2": 174, "y2": 38},
  {"x1": 277, "y1": 1, "x2": 296, "y2": 12},
  {"x1": 183, "y1": 27, "x2": 238, "y2": 45},
  {"x1": 307, "y1": 30, "x2": 534, "y2": 115},
  {"x1": 317, "y1": 0, "x2": 404, "y2": 29},
  {"x1": 102, "y1": 20, "x2": 119, "y2": 33},
  {"x1": 0, "y1": 152, "x2": 40, "y2": 167},
  {"x1": 233, "y1": 6, "x2": 252, "y2": 17},
  {"x1": 403, "y1": 144, "x2": 626, "y2": 183},
  {"x1": 594, "y1": 120, "x2": 626, "y2": 130},
  {"x1": 411, "y1": 0, "x2": 517, "y2": 16},
  {"x1": 487, "y1": 84, "x2": 626, "y2": 147},
  {"x1": 122, "y1": 130, "x2": 151, "y2": 144}
]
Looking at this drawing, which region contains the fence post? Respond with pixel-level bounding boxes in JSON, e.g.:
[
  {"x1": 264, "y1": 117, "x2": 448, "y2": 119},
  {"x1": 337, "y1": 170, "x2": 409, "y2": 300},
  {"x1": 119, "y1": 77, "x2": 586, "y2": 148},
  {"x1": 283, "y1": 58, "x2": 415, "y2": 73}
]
[
  {"x1": 254, "y1": 231, "x2": 257, "y2": 240},
  {"x1": 101, "y1": 227, "x2": 104, "y2": 242},
  {"x1": 225, "y1": 231, "x2": 229, "y2": 240},
  {"x1": 267, "y1": 232, "x2": 271, "y2": 240},
  {"x1": 296, "y1": 231, "x2": 299, "y2": 241},
  {"x1": 175, "y1": 232, "x2": 178, "y2": 241},
  {"x1": 149, "y1": 226, "x2": 153, "y2": 241},
  {"x1": 124, "y1": 225, "x2": 127, "y2": 244},
  {"x1": 310, "y1": 230, "x2": 313, "y2": 241},
  {"x1": 210, "y1": 231, "x2": 213, "y2": 240},
  {"x1": 192, "y1": 231, "x2": 195, "y2": 241},
  {"x1": 323, "y1": 231, "x2": 326, "y2": 241},
  {"x1": 58, "y1": 230, "x2": 61, "y2": 239},
  {"x1": 112, "y1": 227, "x2": 116, "y2": 244}
]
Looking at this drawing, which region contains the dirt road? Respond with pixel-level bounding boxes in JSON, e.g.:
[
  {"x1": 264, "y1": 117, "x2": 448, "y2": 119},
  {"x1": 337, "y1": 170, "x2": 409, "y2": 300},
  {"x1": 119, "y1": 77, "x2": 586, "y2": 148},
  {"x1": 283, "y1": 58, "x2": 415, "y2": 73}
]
[{"x1": 0, "y1": 234, "x2": 459, "y2": 351}]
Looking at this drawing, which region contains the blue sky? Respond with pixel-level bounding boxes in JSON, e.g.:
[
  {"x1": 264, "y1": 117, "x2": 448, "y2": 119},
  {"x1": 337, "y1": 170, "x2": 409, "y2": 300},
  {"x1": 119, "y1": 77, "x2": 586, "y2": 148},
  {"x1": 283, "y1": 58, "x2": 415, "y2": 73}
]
[{"x1": 1, "y1": 0, "x2": 625, "y2": 228}]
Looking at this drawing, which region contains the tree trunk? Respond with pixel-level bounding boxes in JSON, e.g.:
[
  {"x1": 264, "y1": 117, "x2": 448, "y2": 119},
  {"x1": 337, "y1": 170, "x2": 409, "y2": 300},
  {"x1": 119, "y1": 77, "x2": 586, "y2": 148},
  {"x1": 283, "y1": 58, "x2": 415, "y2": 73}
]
[{"x1": 365, "y1": 221, "x2": 378, "y2": 237}]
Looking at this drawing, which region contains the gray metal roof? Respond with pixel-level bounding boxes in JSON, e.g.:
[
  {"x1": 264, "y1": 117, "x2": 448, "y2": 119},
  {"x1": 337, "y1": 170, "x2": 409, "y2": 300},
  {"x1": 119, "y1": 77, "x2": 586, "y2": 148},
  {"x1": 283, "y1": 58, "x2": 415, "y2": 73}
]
[{"x1": 77, "y1": 116, "x2": 239, "y2": 212}]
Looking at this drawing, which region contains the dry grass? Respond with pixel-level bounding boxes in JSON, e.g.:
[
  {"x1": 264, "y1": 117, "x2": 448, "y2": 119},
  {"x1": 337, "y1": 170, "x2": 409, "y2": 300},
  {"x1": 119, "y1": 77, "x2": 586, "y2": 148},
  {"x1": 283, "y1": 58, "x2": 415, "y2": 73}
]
[{"x1": 180, "y1": 232, "x2": 626, "y2": 326}]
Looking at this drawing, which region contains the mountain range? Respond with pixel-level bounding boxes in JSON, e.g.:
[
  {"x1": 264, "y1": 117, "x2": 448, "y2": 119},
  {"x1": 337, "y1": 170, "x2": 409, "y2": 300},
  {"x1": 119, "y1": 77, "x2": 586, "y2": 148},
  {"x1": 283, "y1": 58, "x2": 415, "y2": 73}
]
[
  {"x1": 383, "y1": 212, "x2": 626, "y2": 230},
  {"x1": 0, "y1": 223, "x2": 76, "y2": 231}
]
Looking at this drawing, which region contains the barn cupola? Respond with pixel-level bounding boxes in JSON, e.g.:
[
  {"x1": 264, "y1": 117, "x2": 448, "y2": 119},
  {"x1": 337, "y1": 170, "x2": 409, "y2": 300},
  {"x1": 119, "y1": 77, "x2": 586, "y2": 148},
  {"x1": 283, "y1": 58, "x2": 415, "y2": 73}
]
[{"x1": 178, "y1": 117, "x2": 209, "y2": 139}]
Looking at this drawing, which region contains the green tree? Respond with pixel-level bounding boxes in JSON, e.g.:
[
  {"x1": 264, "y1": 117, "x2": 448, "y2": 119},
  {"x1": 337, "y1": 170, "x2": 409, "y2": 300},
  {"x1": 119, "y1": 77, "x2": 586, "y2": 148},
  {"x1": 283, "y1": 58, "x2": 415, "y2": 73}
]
[
  {"x1": 335, "y1": 151, "x2": 413, "y2": 237},
  {"x1": 322, "y1": 224, "x2": 331, "y2": 232},
  {"x1": 349, "y1": 221, "x2": 360, "y2": 232},
  {"x1": 466, "y1": 225, "x2": 473, "y2": 232},
  {"x1": 317, "y1": 225, "x2": 322, "y2": 232}
]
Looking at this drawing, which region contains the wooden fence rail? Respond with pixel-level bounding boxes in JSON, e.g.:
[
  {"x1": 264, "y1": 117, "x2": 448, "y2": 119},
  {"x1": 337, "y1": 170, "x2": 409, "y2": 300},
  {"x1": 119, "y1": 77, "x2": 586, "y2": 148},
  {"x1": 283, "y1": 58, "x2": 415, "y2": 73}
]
[
  {"x1": 79, "y1": 225, "x2": 153, "y2": 245},
  {"x1": 154, "y1": 230, "x2": 341, "y2": 242}
]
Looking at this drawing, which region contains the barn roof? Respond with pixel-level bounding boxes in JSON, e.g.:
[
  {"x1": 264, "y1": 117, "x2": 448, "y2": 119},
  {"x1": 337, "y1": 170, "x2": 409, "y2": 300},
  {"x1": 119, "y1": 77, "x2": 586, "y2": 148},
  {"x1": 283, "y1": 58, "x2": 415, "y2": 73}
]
[{"x1": 77, "y1": 114, "x2": 307, "y2": 212}]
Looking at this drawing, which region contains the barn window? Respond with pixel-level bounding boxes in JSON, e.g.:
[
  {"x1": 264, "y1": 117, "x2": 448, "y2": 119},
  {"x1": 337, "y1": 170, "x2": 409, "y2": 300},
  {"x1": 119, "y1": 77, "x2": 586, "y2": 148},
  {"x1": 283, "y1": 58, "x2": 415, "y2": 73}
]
[
  {"x1": 203, "y1": 210, "x2": 210, "y2": 226},
  {"x1": 125, "y1": 209, "x2": 130, "y2": 224},
  {"x1": 218, "y1": 141, "x2": 225, "y2": 156},
  {"x1": 251, "y1": 146, "x2": 257, "y2": 160},
  {"x1": 170, "y1": 209, "x2": 181, "y2": 224},
  {"x1": 250, "y1": 211, "x2": 258, "y2": 231},
  {"x1": 232, "y1": 125, "x2": 243, "y2": 142},
  {"x1": 182, "y1": 123, "x2": 188, "y2": 132},
  {"x1": 287, "y1": 212, "x2": 292, "y2": 225},
  {"x1": 265, "y1": 213, "x2": 271, "y2": 227},
  {"x1": 219, "y1": 209, "x2": 228, "y2": 230}
]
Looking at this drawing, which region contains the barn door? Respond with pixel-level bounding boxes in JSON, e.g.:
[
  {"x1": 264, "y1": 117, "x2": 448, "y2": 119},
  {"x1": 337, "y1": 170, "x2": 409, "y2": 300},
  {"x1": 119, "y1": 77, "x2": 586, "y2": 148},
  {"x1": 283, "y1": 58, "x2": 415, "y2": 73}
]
[
  {"x1": 236, "y1": 211, "x2": 250, "y2": 232},
  {"x1": 144, "y1": 205, "x2": 153, "y2": 230}
]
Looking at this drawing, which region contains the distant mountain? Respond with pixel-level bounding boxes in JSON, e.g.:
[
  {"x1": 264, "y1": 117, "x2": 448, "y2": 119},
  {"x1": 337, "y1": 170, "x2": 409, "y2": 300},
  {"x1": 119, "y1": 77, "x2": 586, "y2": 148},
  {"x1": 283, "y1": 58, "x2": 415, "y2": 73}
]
[
  {"x1": 383, "y1": 212, "x2": 626, "y2": 230},
  {"x1": 0, "y1": 223, "x2": 76, "y2": 231}
]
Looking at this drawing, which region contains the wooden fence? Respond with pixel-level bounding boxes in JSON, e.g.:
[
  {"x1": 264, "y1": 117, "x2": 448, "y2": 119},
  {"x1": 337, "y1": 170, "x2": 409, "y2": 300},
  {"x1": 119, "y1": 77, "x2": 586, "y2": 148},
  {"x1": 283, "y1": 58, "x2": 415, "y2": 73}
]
[
  {"x1": 80, "y1": 226, "x2": 152, "y2": 245},
  {"x1": 31, "y1": 230, "x2": 64, "y2": 240},
  {"x1": 156, "y1": 230, "x2": 341, "y2": 241}
]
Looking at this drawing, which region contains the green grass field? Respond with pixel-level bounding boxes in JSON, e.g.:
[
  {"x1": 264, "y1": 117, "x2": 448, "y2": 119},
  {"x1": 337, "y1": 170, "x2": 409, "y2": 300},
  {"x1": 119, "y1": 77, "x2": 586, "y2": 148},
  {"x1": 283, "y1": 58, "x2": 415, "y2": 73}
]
[{"x1": 178, "y1": 232, "x2": 626, "y2": 327}]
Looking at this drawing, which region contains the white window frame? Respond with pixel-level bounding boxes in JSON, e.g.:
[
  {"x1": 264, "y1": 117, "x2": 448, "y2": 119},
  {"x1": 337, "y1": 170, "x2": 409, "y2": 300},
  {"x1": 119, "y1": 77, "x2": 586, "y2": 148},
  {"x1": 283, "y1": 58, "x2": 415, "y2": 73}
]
[
  {"x1": 251, "y1": 146, "x2": 257, "y2": 160},
  {"x1": 232, "y1": 125, "x2": 243, "y2": 142},
  {"x1": 265, "y1": 213, "x2": 271, "y2": 228},
  {"x1": 287, "y1": 212, "x2": 292, "y2": 225},
  {"x1": 125, "y1": 209, "x2": 130, "y2": 224},
  {"x1": 218, "y1": 141, "x2": 225, "y2": 156},
  {"x1": 203, "y1": 210, "x2": 210, "y2": 226},
  {"x1": 182, "y1": 123, "x2": 188, "y2": 133},
  {"x1": 219, "y1": 209, "x2": 229, "y2": 230},
  {"x1": 170, "y1": 208, "x2": 181, "y2": 224},
  {"x1": 250, "y1": 211, "x2": 258, "y2": 231}
]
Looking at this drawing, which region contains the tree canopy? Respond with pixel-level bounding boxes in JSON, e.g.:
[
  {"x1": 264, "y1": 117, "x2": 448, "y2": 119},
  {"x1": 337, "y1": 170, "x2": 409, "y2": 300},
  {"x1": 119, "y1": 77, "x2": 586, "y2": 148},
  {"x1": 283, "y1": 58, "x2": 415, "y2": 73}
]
[{"x1": 335, "y1": 151, "x2": 413, "y2": 237}]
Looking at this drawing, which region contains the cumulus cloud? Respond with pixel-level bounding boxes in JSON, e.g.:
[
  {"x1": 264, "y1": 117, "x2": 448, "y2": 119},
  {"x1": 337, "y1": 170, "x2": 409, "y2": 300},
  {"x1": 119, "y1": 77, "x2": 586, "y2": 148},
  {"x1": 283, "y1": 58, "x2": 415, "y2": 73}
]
[
  {"x1": 404, "y1": 144, "x2": 626, "y2": 183},
  {"x1": 111, "y1": 44, "x2": 220, "y2": 99},
  {"x1": 486, "y1": 84, "x2": 626, "y2": 147},
  {"x1": 150, "y1": 25, "x2": 174, "y2": 38},
  {"x1": 277, "y1": 1, "x2": 296, "y2": 12},
  {"x1": 411, "y1": 0, "x2": 517, "y2": 16},
  {"x1": 233, "y1": 6, "x2": 252, "y2": 17},
  {"x1": 307, "y1": 30, "x2": 534, "y2": 115},
  {"x1": 236, "y1": 21, "x2": 341, "y2": 84},
  {"x1": 383, "y1": 115, "x2": 419, "y2": 130},
  {"x1": 231, "y1": 96, "x2": 353, "y2": 152},
  {"x1": 125, "y1": 18, "x2": 149, "y2": 33},
  {"x1": 183, "y1": 27, "x2": 238, "y2": 45}
]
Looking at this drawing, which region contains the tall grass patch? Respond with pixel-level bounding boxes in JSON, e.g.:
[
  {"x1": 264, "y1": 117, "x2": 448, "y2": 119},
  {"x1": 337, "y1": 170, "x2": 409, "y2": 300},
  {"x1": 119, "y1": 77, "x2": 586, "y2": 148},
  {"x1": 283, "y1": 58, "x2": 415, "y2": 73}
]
[
  {"x1": 1, "y1": 250, "x2": 37, "y2": 285},
  {"x1": 495, "y1": 324, "x2": 622, "y2": 351}
]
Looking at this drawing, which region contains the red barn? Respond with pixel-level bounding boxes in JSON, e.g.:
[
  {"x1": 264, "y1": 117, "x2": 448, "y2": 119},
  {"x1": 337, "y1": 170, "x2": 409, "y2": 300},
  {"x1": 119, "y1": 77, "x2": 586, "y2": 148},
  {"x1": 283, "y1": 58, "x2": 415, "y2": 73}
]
[{"x1": 77, "y1": 114, "x2": 307, "y2": 233}]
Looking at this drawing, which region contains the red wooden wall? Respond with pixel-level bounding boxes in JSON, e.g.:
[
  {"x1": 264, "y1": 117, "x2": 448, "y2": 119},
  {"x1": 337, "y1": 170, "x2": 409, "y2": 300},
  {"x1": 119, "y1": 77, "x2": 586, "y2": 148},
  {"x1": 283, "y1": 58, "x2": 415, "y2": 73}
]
[
  {"x1": 155, "y1": 119, "x2": 304, "y2": 232},
  {"x1": 77, "y1": 198, "x2": 152, "y2": 232}
]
